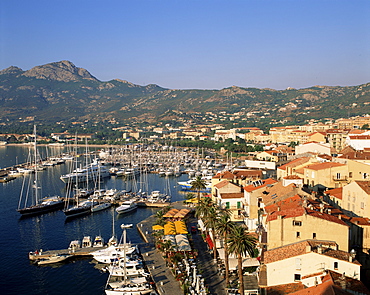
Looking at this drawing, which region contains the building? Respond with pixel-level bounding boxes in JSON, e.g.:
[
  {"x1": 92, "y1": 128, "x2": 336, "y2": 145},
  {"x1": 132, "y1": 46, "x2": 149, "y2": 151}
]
[
  {"x1": 264, "y1": 195, "x2": 349, "y2": 251},
  {"x1": 262, "y1": 240, "x2": 360, "y2": 287}
]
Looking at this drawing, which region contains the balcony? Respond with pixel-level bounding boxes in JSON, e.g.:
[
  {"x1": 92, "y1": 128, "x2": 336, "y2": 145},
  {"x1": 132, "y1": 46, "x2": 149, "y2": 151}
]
[{"x1": 332, "y1": 176, "x2": 348, "y2": 181}]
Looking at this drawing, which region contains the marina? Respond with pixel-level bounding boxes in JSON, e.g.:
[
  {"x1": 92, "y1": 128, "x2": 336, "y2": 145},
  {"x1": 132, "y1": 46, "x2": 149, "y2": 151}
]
[{"x1": 0, "y1": 144, "x2": 221, "y2": 295}]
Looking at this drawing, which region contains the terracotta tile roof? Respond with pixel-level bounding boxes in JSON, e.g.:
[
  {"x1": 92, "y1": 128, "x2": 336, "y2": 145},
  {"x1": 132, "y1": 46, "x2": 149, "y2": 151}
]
[
  {"x1": 261, "y1": 282, "x2": 305, "y2": 295},
  {"x1": 284, "y1": 175, "x2": 302, "y2": 179},
  {"x1": 355, "y1": 181, "x2": 370, "y2": 195},
  {"x1": 266, "y1": 204, "x2": 348, "y2": 227},
  {"x1": 317, "y1": 154, "x2": 333, "y2": 160},
  {"x1": 261, "y1": 182, "x2": 297, "y2": 205},
  {"x1": 325, "y1": 188, "x2": 343, "y2": 200},
  {"x1": 212, "y1": 171, "x2": 235, "y2": 179},
  {"x1": 278, "y1": 157, "x2": 312, "y2": 171},
  {"x1": 264, "y1": 239, "x2": 338, "y2": 264},
  {"x1": 349, "y1": 135, "x2": 370, "y2": 140},
  {"x1": 214, "y1": 180, "x2": 230, "y2": 189},
  {"x1": 233, "y1": 170, "x2": 263, "y2": 178},
  {"x1": 290, "y1": 270, "x2": 370, "y2": 295},
  {"x1": 347, "y1": 217, "x2": 370, "y2": 226},
  {"x1": 213, "y1": 169, "x2": 262, "y2": 180},
  {"x1": 243, "y1": 178, "x2": 277, "y2": 193},
  {"x1": 218, "y1": 192, "x2": 244, "y2": 199},
  {"x1": 338, "y1": 151, "x2": 370, "y2": 160},
  {"x1": 264, "y1": 194, "x2": 302, "y2": 214},
  {"x1": 304, "y1": 162, "x2": 346, "y2": 171}
]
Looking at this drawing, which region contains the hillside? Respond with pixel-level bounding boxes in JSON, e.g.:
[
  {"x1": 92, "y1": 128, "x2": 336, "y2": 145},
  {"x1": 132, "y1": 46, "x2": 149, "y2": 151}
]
[{"x1": 0, "y1": 60, "x2": 369, "y2": 127}]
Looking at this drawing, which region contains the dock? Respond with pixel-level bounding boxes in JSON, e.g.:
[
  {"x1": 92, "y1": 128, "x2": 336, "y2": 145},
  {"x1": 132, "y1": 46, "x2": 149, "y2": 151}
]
[{"x1": 29, "y1": 246, "x2": 105, "y2": 261}]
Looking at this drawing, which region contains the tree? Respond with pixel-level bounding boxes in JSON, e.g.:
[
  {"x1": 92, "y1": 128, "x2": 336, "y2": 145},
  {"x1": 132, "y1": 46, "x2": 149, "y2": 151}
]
[
  {"x1": 228, "y1": 225, "x2": 257, "y2": 295},
  {"x1": 203, "y1": 205, "x2": 219, "y2": 260},
  {"x1": 190, "y1": 176, "x2": 207, "y2": 202},
  {"x1": 215, "y1": 210, "x2": 235, "y2": 286},
  {"x1": 195, "y1": 198, "x2": 218, "y2": 259}
]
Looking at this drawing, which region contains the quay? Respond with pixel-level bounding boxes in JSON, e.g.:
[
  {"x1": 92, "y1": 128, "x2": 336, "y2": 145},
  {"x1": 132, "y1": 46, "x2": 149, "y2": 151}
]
[
  {"x1": 29, "y1": 246, "x2": 105, "y2": 261},
  {"x1": 137, "y1": 201, "x2": 227, "y2": 295}
]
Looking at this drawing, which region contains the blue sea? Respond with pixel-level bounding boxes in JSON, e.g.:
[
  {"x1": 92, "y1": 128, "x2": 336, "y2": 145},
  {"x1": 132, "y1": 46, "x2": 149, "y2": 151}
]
[{"x1": 0, "y1": 145, "x2": 188, "y2": 295}]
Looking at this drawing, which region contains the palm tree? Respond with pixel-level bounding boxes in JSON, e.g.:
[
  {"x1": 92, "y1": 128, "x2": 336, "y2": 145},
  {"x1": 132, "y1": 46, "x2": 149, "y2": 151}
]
[
  {"x1": 195, "y1": 197, "x2": 219, "y2": 259},
  {"x1": 190, "y1": 176, "x2": 207, "y2": 202},
  {"x1": 203, "y1": 205, "x2": 219, "y2": 260},
  {"x1": 215, "y1": 210, "x2": 234, "y2": 286},
  {"x1": 228, "y1": 225, "x2": 257, "y2": 295},
  {"x1": 195, "y1": 197, "x2": 214, "y2": 221}
]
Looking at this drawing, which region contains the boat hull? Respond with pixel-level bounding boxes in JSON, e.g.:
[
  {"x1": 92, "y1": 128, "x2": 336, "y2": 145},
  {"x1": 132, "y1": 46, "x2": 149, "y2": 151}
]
[{"x1": 17, "y1": 201, "x2": 64, "y2": 216}]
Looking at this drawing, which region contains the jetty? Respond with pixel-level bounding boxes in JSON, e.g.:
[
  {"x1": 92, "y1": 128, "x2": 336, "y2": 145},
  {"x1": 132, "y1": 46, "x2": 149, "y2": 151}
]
[{"x1": 28, "y1": 246, "x2": 106, "y2": 261}]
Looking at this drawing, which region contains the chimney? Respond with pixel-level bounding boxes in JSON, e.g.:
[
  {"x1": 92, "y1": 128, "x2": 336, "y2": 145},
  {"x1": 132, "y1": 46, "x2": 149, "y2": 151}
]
[{"x1": 317, "y1": 244, "x2": 323, "y2": 254}]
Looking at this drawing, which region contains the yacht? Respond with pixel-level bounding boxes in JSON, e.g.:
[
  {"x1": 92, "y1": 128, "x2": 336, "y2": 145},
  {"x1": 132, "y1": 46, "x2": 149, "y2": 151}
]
[{"x1": 116, "y1": 200, "x2": 137, "y2": 214}]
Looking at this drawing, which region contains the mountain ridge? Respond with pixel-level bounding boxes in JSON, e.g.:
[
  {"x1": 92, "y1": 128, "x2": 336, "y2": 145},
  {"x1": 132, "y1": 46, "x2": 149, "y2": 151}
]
[{"x1": 0, "y1": 60, "x2": 369, "y2": 127}]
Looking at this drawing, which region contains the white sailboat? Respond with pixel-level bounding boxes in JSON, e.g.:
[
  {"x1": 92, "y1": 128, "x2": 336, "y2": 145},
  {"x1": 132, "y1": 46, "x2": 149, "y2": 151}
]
[{"x1": 104, "y1": 224, "x2": 154, "y2": 295}]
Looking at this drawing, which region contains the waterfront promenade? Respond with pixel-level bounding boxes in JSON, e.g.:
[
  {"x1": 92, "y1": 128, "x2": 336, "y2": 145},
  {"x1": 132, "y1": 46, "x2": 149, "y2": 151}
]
[{"x1": 137, "y1": 201, "x2": 227, "y2": 295}]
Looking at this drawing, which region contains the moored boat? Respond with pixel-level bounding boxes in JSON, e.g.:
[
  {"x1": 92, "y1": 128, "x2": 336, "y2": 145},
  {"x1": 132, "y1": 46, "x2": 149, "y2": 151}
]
[{"x1": 116, "y1": 201, "x2": 137, "y2": 214}]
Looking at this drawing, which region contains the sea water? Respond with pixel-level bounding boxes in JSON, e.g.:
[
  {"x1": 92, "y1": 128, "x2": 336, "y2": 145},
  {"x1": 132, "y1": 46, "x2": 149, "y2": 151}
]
[{"x1": 0, "y1": 145, "x2": 188, "y2": 295}]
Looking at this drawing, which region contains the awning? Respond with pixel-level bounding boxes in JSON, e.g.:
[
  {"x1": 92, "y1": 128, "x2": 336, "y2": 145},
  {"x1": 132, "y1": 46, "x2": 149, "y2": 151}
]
[
  {"x1": 152, "y1": 225, "x2": 164, "y2": 231},
  {"x1": 175, "y1": 234, "x2": 191, "y2": 251},
  {"x1": 206, "y1": 235, "x2": 214, "y2": 249},
  {"x1": 163, "y1": 208, "x2": 180, "y2": 218},
  {"x1": 164, "y1": 222, "x2": 176, "y2": 235},
  {"x1": 174, "y1": 220, "x2": 188, "y2": 234},
  {"x1": 217, "y1": 248, "x2": 260, "y2": 270}
]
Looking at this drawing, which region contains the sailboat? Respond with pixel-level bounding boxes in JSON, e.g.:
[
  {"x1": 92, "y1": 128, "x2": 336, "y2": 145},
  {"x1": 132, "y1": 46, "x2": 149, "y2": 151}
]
[
  {"x1": 17, "y1": 126, "x2": 64, "y2": 216},
  {"x1": 63, "y1": 136, "x2": 97, "y2": 218}
]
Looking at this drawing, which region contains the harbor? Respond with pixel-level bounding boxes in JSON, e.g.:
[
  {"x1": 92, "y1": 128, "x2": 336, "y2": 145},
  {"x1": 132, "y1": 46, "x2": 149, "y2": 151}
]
[{"x1": 0, "y1": 144, "x2": 219, "y2": 295}]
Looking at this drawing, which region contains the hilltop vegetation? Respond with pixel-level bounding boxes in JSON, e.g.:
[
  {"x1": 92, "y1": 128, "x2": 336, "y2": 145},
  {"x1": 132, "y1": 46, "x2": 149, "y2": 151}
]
[{"x1": 0, "y1": 60, "x2": 369, "y2": 131}]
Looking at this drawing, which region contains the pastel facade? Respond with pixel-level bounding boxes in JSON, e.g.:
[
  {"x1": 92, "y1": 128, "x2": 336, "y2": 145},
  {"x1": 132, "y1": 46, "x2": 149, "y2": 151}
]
[
  {"x1": 263, "y1": 240, "x2": 360, "y2": 288},
  {"x1": 302, "y1": 162, "x2": 349, "y2": 188},
  {"x1": 266, "y1": 206, "x2": 349, "y2": 251}
]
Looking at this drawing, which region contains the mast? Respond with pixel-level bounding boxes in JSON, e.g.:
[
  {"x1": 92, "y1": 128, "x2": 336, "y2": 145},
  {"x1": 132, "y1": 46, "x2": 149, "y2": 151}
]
[{"x1": 33, "y1": 125, "x2": 39, "y2": 205}]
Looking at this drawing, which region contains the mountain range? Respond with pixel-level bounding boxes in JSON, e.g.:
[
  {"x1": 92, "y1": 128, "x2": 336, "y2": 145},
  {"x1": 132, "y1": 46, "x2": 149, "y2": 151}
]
[{"x1": 0, "y1": 60, "x2": 369, "y2": 127}]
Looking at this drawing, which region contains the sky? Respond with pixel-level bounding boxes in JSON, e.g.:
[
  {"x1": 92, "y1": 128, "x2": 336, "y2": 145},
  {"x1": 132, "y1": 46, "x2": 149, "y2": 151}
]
[{"x1": 0, "y1": 0, "x2": 369, "y2": 90}]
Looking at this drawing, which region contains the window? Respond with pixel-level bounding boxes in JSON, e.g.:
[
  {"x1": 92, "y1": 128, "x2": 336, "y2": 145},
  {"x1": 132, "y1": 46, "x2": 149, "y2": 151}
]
[
  {"x1": 295, "y1": 258, "x2": 301, "y2": 270},
  {"x1": 349, "y1": 172, "x2": 353, "y2": 178},
  {"x1": 313, "y1": 233, "x2": 316, "y2": 239},
  {"x1": 334, "y1": 262, "x2": 338, "y2": 269},
  {"x1": 296, "y1": 232, "x2": 300, "y2": 238},
  {"x1": 336, "y1": 173, "x2": 341, "y2": 179},
  {"x1": 225, "y1": 202, "x2": 230, "y2": 209},
  {"x1": 293, "y1": 221, "x2": 302, "y2": 226},
  {"x1": 237, "y1": 201, "x2": 241, "y2": 209},
  {"x1": 294, "y1": 274, "x2": 301, "y2": 281}
]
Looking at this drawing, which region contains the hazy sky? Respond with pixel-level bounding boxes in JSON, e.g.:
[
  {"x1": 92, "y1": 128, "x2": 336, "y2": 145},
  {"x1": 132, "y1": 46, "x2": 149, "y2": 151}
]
[{"x1": 1, "y1": 0, "x2": 369, "y2": 90}]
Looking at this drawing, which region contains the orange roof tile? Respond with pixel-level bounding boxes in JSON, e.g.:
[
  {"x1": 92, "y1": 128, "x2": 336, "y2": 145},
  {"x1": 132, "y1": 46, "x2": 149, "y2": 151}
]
[
  {"x1": 325, "y1": 187, "x2": 343, "y2": 200},
  {"x1": 304, "y1": 162, "x2": 345, "y2": 171},
  {"x1": 277, "y1": 157, "x2": 312, "y2": 171},
  {"x1": 243, "y1": 178, "x2": 277, "y2": 193}
]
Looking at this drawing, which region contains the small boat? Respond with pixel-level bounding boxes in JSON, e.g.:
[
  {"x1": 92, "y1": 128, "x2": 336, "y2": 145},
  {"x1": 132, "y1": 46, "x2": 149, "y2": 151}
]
[
  {"x1": 93, "y1": 235, "x2": 105, "y2": 247},
  {"x1": 105, "y1": 275, "x2": 154, "y2": 295},
  {"x1": 116, "y1": 201, "x2": 137, "y2": 215},
  {"x1": 91, "y1": 202, "x2": 112, "y2": 213},
  {"x1": 36, "y1": 254, "x2": 71, "y2": 265},
  {"x1": 82, "y1": 236, "x2": 92, "y2": 248},
  {"x1": 92, "y1": 244, "x2": 137, "y2": 264},
  {"x1": 64, "y1": 199, "x2": 98, "y2": 218}
]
